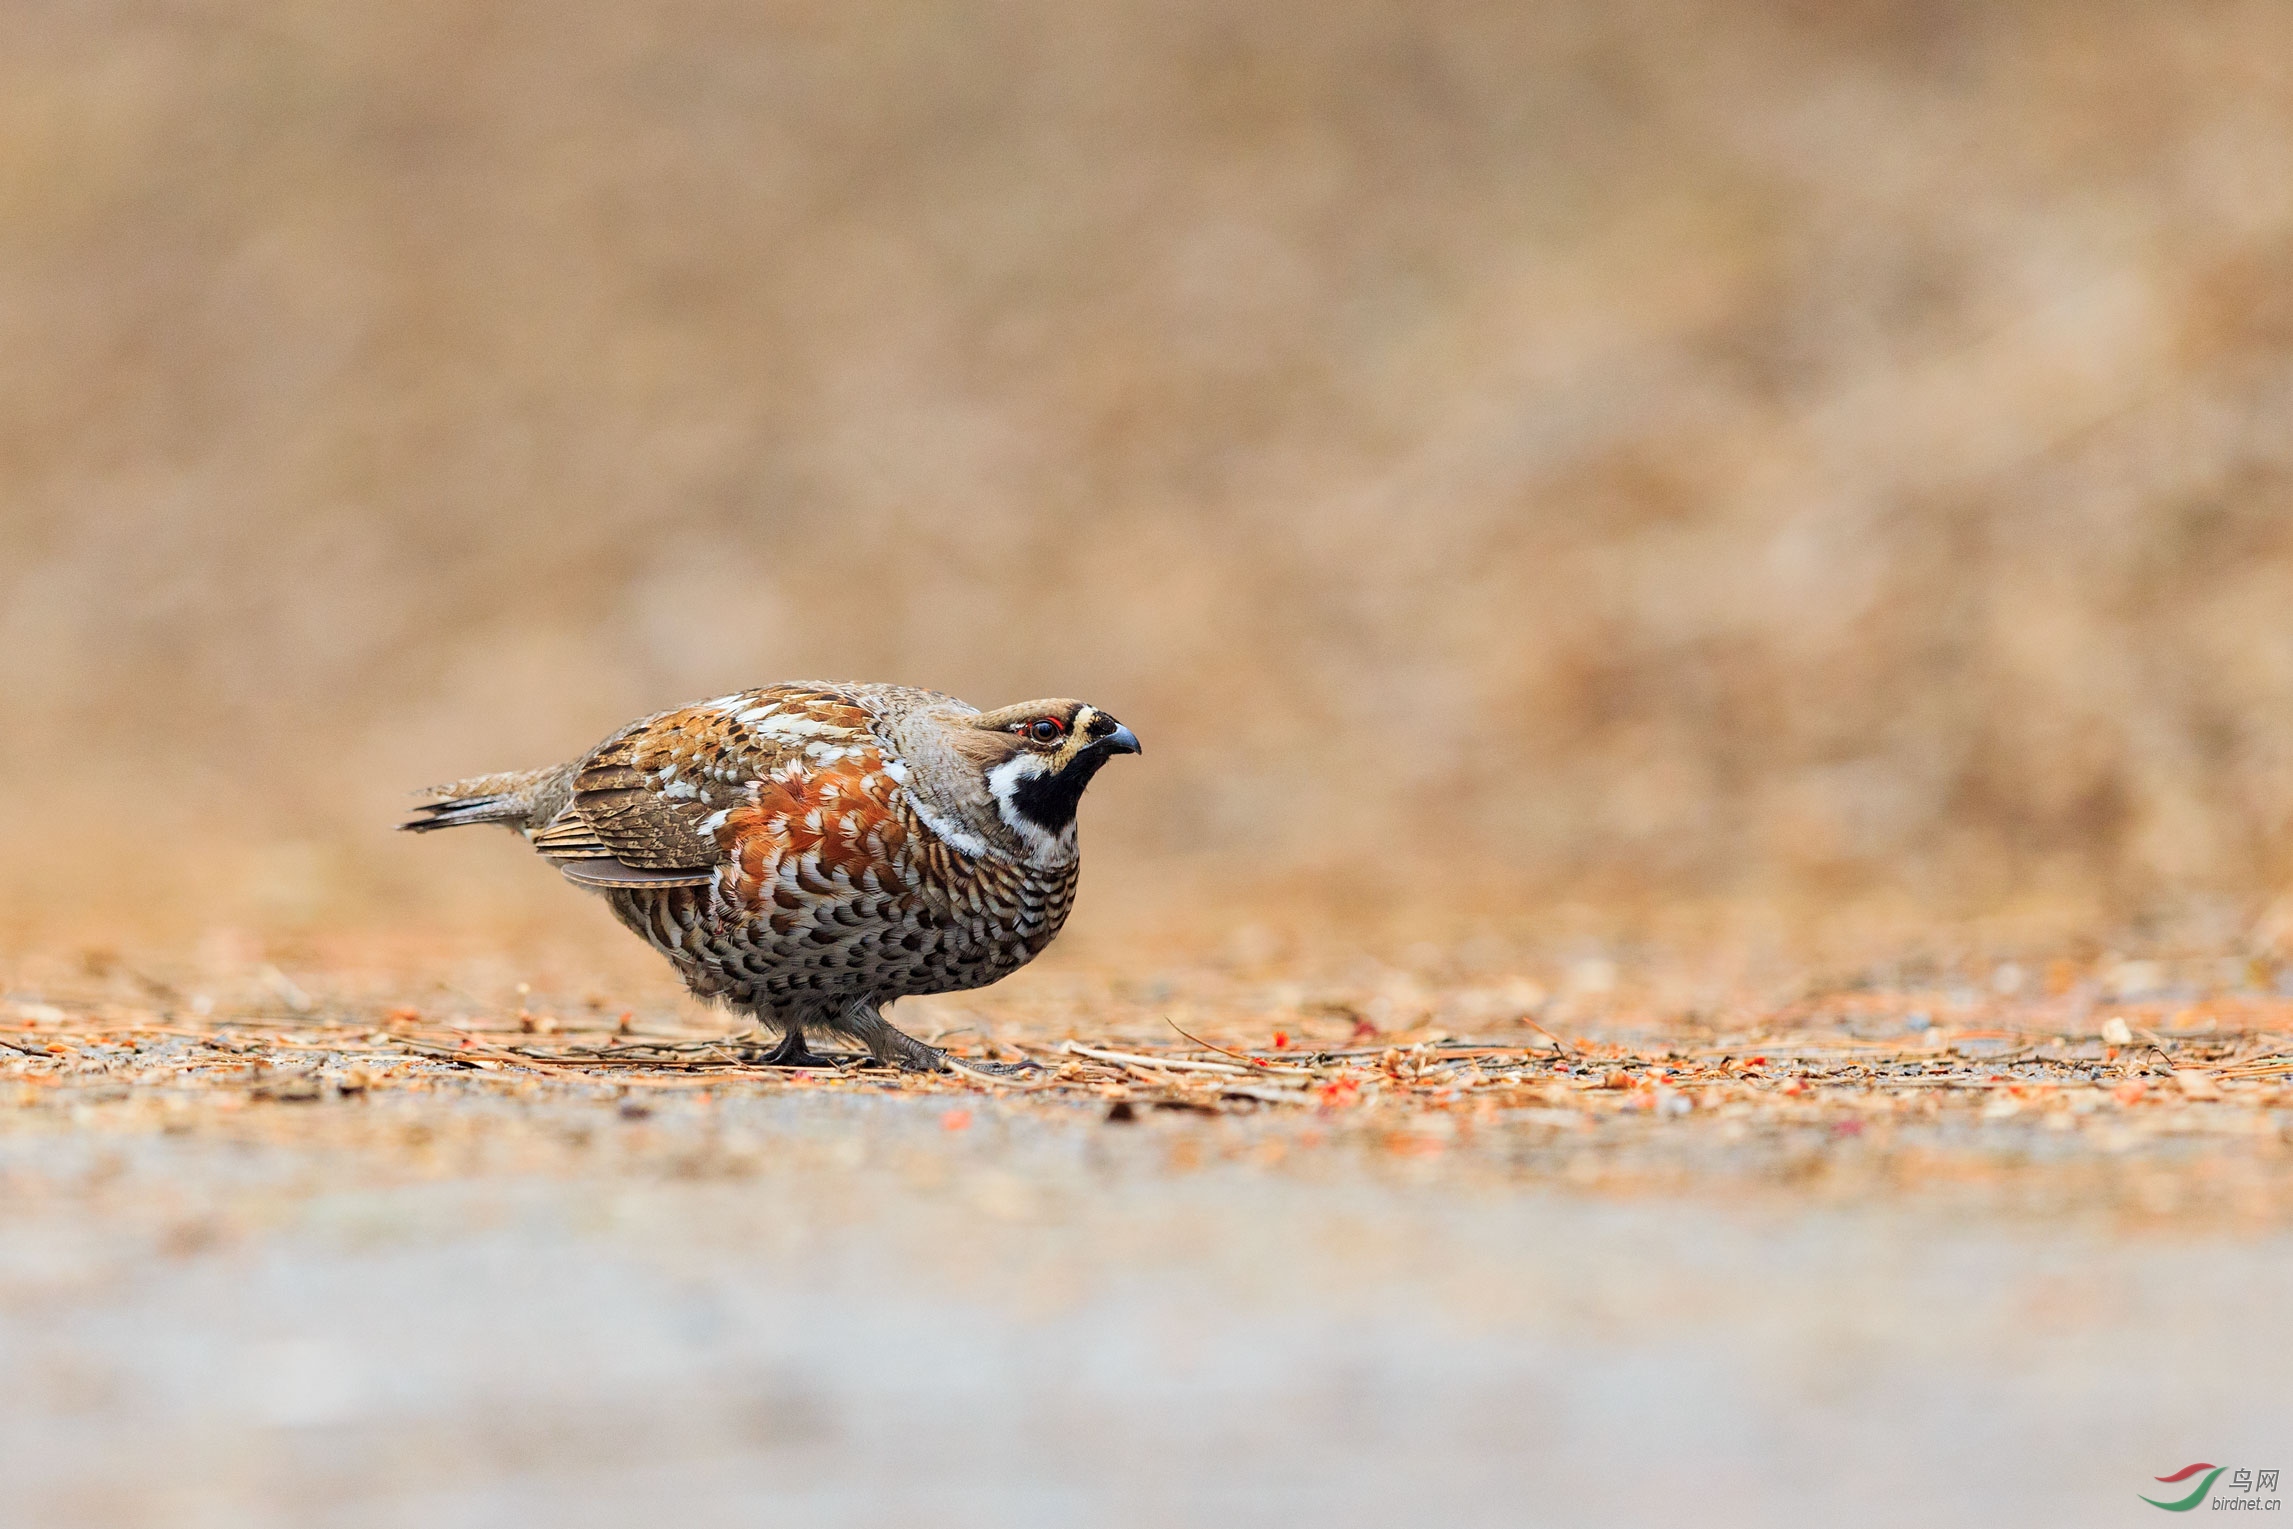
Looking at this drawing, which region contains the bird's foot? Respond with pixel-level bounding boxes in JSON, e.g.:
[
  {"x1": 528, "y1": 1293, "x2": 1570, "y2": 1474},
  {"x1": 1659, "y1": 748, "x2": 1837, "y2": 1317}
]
[
  {"x1": 747, "y1": 1029, "x2": 836, "y2": 1068},
  {"x1": 935, "y1": 1052, "x2": 1039, "y2": 1078}
]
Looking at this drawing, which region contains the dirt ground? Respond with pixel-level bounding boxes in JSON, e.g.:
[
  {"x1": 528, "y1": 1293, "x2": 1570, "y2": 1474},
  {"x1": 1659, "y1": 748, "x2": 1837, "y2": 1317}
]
[{"x1": 3, "y1": 918, "x2": 2287, "y2": 1527}]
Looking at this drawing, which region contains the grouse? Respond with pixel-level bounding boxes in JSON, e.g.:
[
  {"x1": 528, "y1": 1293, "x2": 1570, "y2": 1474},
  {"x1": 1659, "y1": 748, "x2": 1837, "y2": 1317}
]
[{"x1": 402, "y1": 683, "x2": 1140, "y2": 1071}]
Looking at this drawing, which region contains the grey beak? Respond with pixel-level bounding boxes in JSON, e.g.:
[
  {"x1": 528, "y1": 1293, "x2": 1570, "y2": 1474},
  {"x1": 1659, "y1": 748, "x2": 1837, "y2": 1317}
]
[{"x1": 1100, "y1": 722, "x2": 1142, "y2": 756}]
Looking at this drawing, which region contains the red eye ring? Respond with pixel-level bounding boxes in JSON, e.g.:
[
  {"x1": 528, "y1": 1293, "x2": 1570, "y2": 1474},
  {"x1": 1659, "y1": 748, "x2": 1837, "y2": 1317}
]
[{"x1": 1022, "y1": 717, "x2": 1065, "y2": 744}]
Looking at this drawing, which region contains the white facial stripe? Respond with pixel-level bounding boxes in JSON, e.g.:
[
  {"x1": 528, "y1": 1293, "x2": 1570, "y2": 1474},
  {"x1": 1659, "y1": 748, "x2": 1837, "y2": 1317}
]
[
  {"x1": 987, "y1": 755, "x2": 1051, "y2": 794},
  {"x1": 986, "y1": 754, "x2": 1078, "y2": 864}
]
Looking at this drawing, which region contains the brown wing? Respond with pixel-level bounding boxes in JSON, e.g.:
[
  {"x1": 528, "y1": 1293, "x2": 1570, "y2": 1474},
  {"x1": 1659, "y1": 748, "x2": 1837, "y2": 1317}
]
[
  {"x1": 527, "y1": 811, "x2": 682, "y2": 887},
  {"x1": 535, "y1": 686, "x2": 879, "y2": 889}
]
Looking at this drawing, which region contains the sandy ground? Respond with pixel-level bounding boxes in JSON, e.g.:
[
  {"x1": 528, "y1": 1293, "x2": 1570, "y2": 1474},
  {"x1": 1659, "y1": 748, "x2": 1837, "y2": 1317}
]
[{"x1": 2, "y1": 934, "x2": 2288, "y2": 1527}]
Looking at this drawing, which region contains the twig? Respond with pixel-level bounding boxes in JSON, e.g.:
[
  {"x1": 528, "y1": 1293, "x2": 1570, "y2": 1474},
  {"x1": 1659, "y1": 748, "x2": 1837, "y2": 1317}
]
[
  {"x1": 1521, "y1": 1018, "x2": 1575, "y2": 1057},
  {"x1": 1064, "y1": 1040, "x2": 1313, "y2": 1081},
  {"x1": 1214, "y1": 1084, "x2": 1311, "y2": 1106},
  {"x1": 1165, "y1": 1017, "x2": 1271, "y2": 1065},
  {"x1": 1161, "y1": 1018, "x2": 1326, "y2": 1074}
]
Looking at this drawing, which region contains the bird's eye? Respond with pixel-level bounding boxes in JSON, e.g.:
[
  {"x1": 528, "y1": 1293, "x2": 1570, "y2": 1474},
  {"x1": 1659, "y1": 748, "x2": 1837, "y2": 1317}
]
[{"x1": 1025, "y1": 717, "x2": 1065, "y2": 744}]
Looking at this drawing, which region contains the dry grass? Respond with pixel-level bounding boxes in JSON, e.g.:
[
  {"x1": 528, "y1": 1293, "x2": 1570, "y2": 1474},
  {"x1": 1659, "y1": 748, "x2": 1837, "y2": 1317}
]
[{"x1": 7, "y1": 926, "x2": 2290, "y2": 1229}]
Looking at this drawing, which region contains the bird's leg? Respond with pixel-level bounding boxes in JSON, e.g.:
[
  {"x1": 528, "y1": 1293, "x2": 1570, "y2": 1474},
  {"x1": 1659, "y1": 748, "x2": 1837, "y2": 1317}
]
[
  {"x1": 834, "y1": 1000, "x2": 955, "y2": 1074},
  {"x1": 840, "y1": 999, "x2": 1034, "y2": 1076},
  {"x1": 753, "y1": 1020, "x2": 833, "y2": 1069}
]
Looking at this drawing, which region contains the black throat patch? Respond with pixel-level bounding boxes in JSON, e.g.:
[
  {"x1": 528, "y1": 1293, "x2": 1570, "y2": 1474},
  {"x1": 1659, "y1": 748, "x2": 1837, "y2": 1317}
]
[{"x1": 1008, "y1": 748, "x2": 1111, "y2": 835}]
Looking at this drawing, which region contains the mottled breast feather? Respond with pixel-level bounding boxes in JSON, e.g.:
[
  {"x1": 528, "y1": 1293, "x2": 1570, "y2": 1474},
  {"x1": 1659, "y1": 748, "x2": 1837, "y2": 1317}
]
[{"x1": 536, "y1": 683, "x2": 1085, "y2": 1018}]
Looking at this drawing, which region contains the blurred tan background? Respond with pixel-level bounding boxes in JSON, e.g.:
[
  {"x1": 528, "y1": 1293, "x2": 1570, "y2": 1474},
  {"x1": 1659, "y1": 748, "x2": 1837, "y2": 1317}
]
[{"x1": 6, "y1": 0, "x2": 2293, "y2": 948}]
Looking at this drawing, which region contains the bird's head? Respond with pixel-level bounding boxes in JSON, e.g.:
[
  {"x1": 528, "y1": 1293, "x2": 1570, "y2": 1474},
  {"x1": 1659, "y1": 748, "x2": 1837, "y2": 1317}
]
[{"x1": 954, "y1": 699, "x2": 1141, "y2": 860}]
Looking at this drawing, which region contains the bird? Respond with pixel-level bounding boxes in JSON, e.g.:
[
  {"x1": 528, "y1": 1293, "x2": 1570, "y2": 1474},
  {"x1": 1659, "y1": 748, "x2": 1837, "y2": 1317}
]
[{"x1": 401, "y1": 682, "x2": 1140, "y2": 1072}]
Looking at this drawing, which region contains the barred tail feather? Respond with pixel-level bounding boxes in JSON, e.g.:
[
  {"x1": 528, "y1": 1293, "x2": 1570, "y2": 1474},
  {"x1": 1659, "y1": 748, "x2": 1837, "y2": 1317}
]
[
  {"x1": 400, "y1": 793, "x2": 524, "y2": 832},
  {"x1": 399, "y1": 766, "x2": 571, "y2": 834}
]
